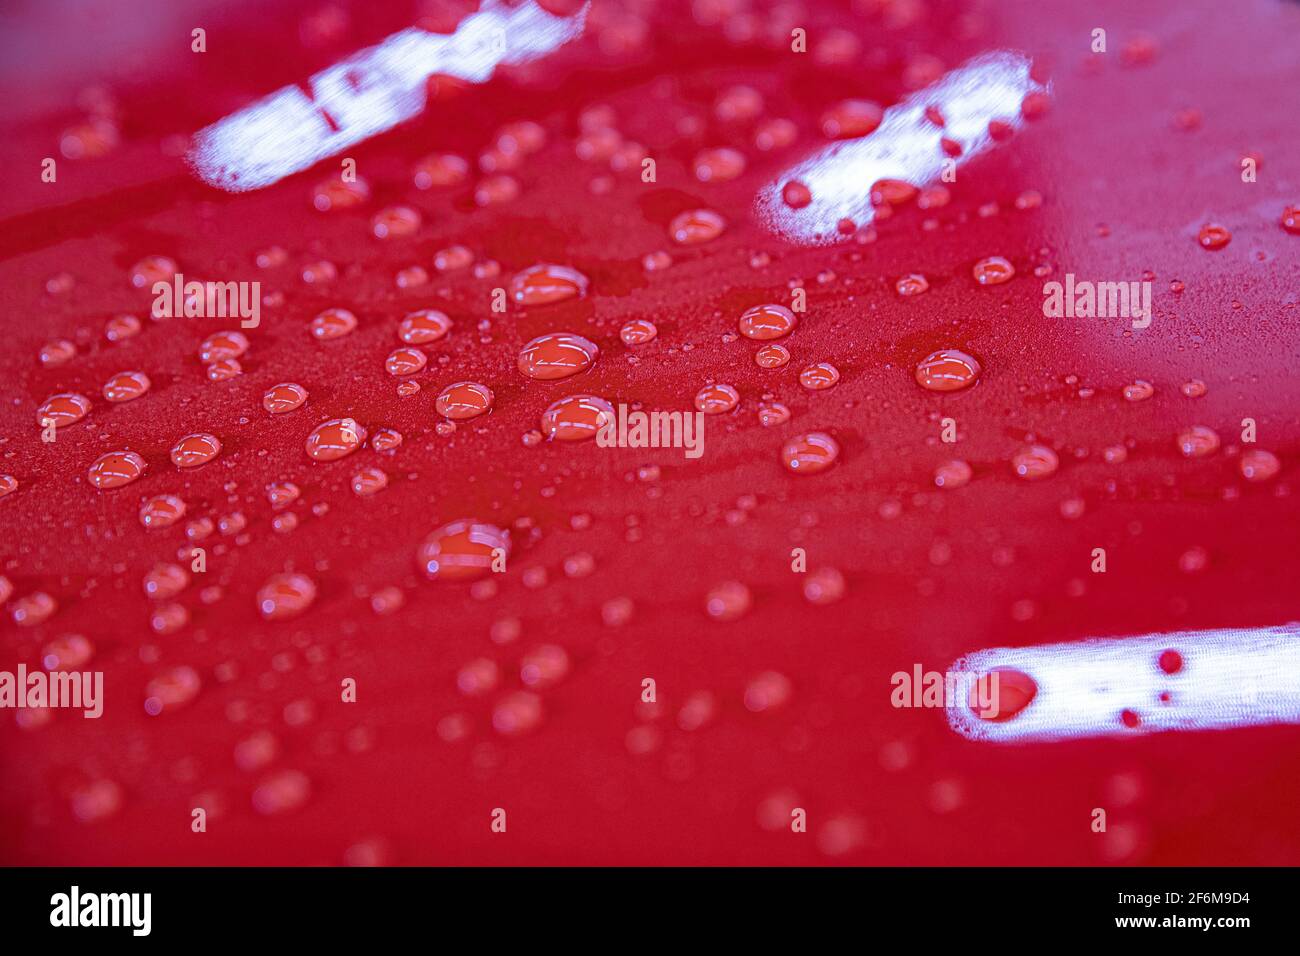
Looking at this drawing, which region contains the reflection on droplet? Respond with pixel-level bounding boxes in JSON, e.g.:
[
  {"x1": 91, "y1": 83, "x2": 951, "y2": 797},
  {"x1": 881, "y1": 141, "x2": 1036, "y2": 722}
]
[
  {"x1": 170, "y1": 433, "x2": 222, "y2": 468},
  {"x1": 256, "y1": 573, "x2": 317, "y2": 620},
  {"x1": 517, "y1": 332, "x2": 598, "y2": 380},
  {"x1": 37, "y1": 393, "x2": 91, "y2": 428},
  {"x1": 263, "y1": 382, "x2": 307, "y2": 414},
  {"x1": 418, "y1": 520, "x2": 510, "y2": 581},
  {"x1": 738, "y1": 303, "x2": 796, "y2": 340},
  {"x1": 102, "y1": 371, "x2": 151, "y2": 403},
  {"x1": 915, "y1": 349, "x2": 981, "y2": 391},
  {"x1": 398, "y1": 309, "x2": 452, "y2": 344},
  {"x1": 510, "y1": 263, "x2": 589, "y2": 306},
  {"x1": 540, "y1": 395, "x2": 614, "y2": 441},
  {"x1": 87, "y1": 451, "x2": 145, "y2": 489},
  {"x1": 310, "y1": 308, "x2": 358, "y2": 341},
  {"x1": 705, "y1": 581, "x2": 751, "y2": 621},
  {"x1": 972, "y1": 256, "x2": 1015, "y2": 285},
  {"x1": 781, "y1": 432, "x2": 839, "y2": 474},
  {"x1": 306, "y1": 418, "x2": 366, "y2": 461},
  {"x1": 139, "y1": 494, "x2": 186, "y2": 529},
  {"x1": 1012, "y1": 444, "x2": 1059, "y2": 480},
  {"x1": 1240, "y1": 449, "x2": 1280, "y2": 482},
  {"x1": 695, "y1": 383, "x2": 739, "y2": 413},
  {"x1": 669, "y1": 209, "x2": 725, "y2": 245},
  {"x1": 435, "y1": 382, "x2": 494, "y2": 420}
]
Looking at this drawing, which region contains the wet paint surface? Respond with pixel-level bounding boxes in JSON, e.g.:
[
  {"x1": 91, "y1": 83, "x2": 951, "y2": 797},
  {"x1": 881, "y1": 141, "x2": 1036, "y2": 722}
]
[{"x1": 0, "y1": 0, "x2": 1298, "y2": 865}]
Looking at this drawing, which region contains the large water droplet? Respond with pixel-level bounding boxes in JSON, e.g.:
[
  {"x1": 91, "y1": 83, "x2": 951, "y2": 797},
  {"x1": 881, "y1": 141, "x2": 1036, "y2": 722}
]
[
  {"x1": 418, "y1": 520, "x2": 511, "y2": 581},
  {"x1": 517, "y1": 332, "x2": 599, "y2": 380}
]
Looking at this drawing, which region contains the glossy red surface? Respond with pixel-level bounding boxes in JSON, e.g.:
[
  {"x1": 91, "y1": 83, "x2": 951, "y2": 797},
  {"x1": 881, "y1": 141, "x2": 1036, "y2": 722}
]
[{"x1": 1, "y1": 0, "x2": 1298, "y2": 865}]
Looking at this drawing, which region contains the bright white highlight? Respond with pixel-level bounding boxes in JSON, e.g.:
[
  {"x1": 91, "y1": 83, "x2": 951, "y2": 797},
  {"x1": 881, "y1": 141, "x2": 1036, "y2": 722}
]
[
  {"x1": 945, "y1": 623, "x2": 1300, "y2": 743},
  {"x1": 188, "y1": 0, "x2": 586, "y2": 192},
  {"x1": 755, "y1": 51, "x2": 1043, "y2": 245}
]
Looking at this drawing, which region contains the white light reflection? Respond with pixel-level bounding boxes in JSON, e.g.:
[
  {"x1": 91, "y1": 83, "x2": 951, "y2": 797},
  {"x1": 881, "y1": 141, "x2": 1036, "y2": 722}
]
[
  {"x1": 188, "y1": 0, "x2": 587, "y2": 192},
  {"x1": 755, "y1": 51, "x2": 1044, "y2": 245},
  {"x1": 946, "y1": 623, "x2": 1300, "y2": 743}
]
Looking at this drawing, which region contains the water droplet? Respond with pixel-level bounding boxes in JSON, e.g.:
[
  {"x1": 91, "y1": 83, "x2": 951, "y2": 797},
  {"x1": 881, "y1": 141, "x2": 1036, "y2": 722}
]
[
  {"x1": 398, "y1": 309, "x2": 452, "y2": 344},
  {"x1": 758, "y1": 402, "x2": 791, "y2": 427},
  {"x1": 781, "y1": 432, "x2": 840, "y2": 474},
  {"x1": 104, "y1": 314, "x2": 141, "y2": 342},
  {"x1": 934, "y1": 459, "x2": 972, "y2": 489},
  {"x1": 820, "y1": 99, "x2": 882, "y2": 139},
  {"x1": 435, "y1": 381, "x2": 494, "y2": 420},
  {"x1": 705, "y1": 581, "x2": 751, "y2": 620},
  {"x1": 510, "y1": 262, "x2": 589, "y2": 307},
  {"x1": 619, "y1": 319, "x2": 657, "y2": 345},
  {"x1": 310, "y1": 308, "x2": 358, "y2": 341},
  {"x1": 39, "y1": 339, "x2": 76, "y2": 367},
  {"x1": 915, "y1": 349, "x2": 981, "y2": 391},
  {"x1": 1011, "y1": 444, "x2": 1059, "y2": 480},
  {"x1": 37, "y1": 393, "x2": 91, "y2": 428},
  {"x1": 306, "y1": 418, "x2": 367, "y2": 461},
  {"x1": 799, "y1": 362, "x2": 840, "y2": 390},
  {"x1": 540, "y1": 394, "x2": 614, "y2": 440},
  {"x1": 150, "y1": 602, "x2": 189, "y2": 634},
  {"x1": 782, "y1": 181, "x2": 812, "y2": 208},
  {"x1": 1181, "y1": 379, "x2": 1208, "y2": 398},
  {"x1": 520, "y1": 644, "x2": 570, "y2": 689},
  {"x1": 351, "y1": 467, "x2": 389, "y2": 497},
  {"x1": 669, "y1": 209, "x2": 725, "y2": 245},
  {"x1": 0, "y1": 475, "x2": 15, "y2": 499},
  {"x1": 87, "y1": 450, "x2": 146, "y2": 489},
  {"x1": 252, "y1": 769, "x2": 311, "y2": 814},
  {"x1": 385, "y1": 347, "x2": 427, "y2": 376},
  {"x1": 12, "y1": 591, "x2": 57, "y2": 626},
  {"x1": 1159, "y1": 650, "x2": 1184, "y2": 674},
  {"x1": 414, "y1": 153, "x2": 469, "y2": 189},
  {"x1": 693, "y1": 147, "x2": 746, "y2": 183},
  {"x1": 492, "y1": 691, "x2": 542, "y2": 736},
  {"x1": 972, "y1": 256, "x2": 1015, "y2": 285},
  {"x1": 102, "y1": 370, "x2": 151, "y2": 403},
  {"x1": 418, "y1": 520, "x2": 510, "y2": 582},
  {"x1": 139, "y1": 494, "x2": 186, "y2": 529},
  {"x1": 1281, "y1": 205, "x2": 1300, "y2": 235},
  {"x1": 170, "y1": 433, "x2": 222, "y2": 468},
  {"x1": 313, "y1": 177, "x2": 369, "y2": 211},
  {"x1": 755, "y1": 343, "x2": 790, "y2": 368},
  {"x1": 870, "y1": 179, "x2": 917, "y2": 206},
  {"x1": 895, "y1": 274, "x2": 929, "y2": 296},
  {"x1": 738, "y1": 303, "x2": 796, "y2": 340},
  {"x1": 1123, "y1": 380, "x2": 1154, "y2": 402},
  {"x1": 695, "y1": 383, "x2": 739, "y2": 414},
  {"x1": 198, "y1": 330, "x2": 248, "y2": 363},
  {"x1": 144, "y1": 665, "x2": 201, "y2": 714},
  {"x1": 518, "y1": 332, "x2": 598, "y2": 380},
  {"x1": 257, "y1": 573, "x2": 317, "y2": 620},
  {"x1": 371, "y1": 205, "x2": 421, "y2": 239},
  {"x1": 744, "y1": 671, "x2": 792, "y2": 712},
  {"x1": 1240, "y1": 449, "x2": 1280, "y2": 482},
  {"x1": 371, "y1": 428, "x2": 403, "y2": 452},
  {"x1": 43, "y1": 633, "x2": 94, "y2": 670},
  {"x1": 130, "y1": 255, "x2": 177, "y2": 289},
  {"x1": 1197, "y1": 223, "x2": 1231, "y2": 250},
  {"x1": 803, "y1": 567, "x2": 845, "y2": 604},
  {"x1": 434, "y1": 244, "x2": 473, "y2": 272},
  {"x1": 1176, "y1": 425, "x2": 1220, "y2": 459},
  {"x1": 263, "y1": 382, "x2": 308, "y2": 414}
]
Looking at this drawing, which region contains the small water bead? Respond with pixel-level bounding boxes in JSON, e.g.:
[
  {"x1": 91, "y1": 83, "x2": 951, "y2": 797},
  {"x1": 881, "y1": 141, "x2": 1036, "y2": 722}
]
[
  {"x1": 781, "y1": 180, "x2": 812, "y2": 209},
  {"x1": 934, "y1": 459, "x2": 972, "y2": 489},
  {"x1": 37, "y1": 393, "x2": 92, "y2": 428},
  {"x1": 457, "y1": 658, "x2": 499, "y2": 697},
  {"x1": 695, "y1": 383, "x2": 740, "y2": 413},
  {"x1": 310, "y1": 308, "x2": 358, "y2": 341},
  {"x1": 803, "y1": 567, "x2": 845, "y2": 605},
  {"x1": 1123, "y1": 380, "x2": 1154, "y2": 402},
  {"x1": 896, "y1": 274, "x2": 929, "y2": 296},
  {"x1": 755, "y1": 343, "x2": 790, "y2": 368},
  {"x1": 39, "y1": 340, "x2": 76, "y2": 367},
  {"x1": 418, "y1": 520, "x2": 511, "y2": 581},
  {"x1": 1239, "y1": 449, "x2": 1281, "y2": 482},
  {"x1": 395, "y1": 265, "x2": 428, "y2": 288},
  {"x1": 102, "y1": 370, "x2": 151, "y2": 403},
  {"x1": 143, "y1": 564, "x2": 188, "y2": 600},
  {"x1": 715, "y1": 83, "x2": 764, "y2": 121},
  {"x1": 351, "y1": 467, "x2": 388, "y2": 497},
  {"x1": 1197, "y1": 224, "x2": 1231, "y2": 250},
  {"x1": 870, "y1": 179, "x2": 918, "y2": 206},
  {"x1": 43, "y1": 633, "x2": 94, "y2": 671},
  {"x1": 144, "y1": 665, "x2": 201, "y2": 714},
  {"x1": 492, "y1": 691, "x2": 543, "y2": 736},
  {"x1": 385, "y1": 347, "x2": 427, "y2": 376},
  {"x1": 474, "y1": 174, "x2": 520, "y2": 206},
  {"x1": 972, "y1": 256, "x2": 1015, "y2": 285},
  {"x1": 744, "y1": 671, "x2": 792, "y2": 713},
  {"x1": 263, "y1": 382, "x2": 308, "y2": 414},
  {"x1": 170, "y1": 433, "x2": 221, "y2": 468},
  {"x1": 371, "y1": 205, "x2": 421, "y2": 239},
  {"x1": 87, "y1": 450, "x2": 146, "y2": 489},
  {"x1": 669, "y1": 209, "x2": 725, "y2": 245},
  {"x1": 520, "y1": 644, "x2": 570, "y2": 689},
  {"x1": 1281, "y1": 205, "x2": 1300, "y2": 235},
  {"x1": 781, "y1": 432, "x2": 840, "y2": 474},
  {"x1": 433, "y1": 245, "x2": 473, "y2": 272},
  {"x1": 150, "y1": 602, "x2": 189, "y2": 634},
  {"x1": 312, "y1": 176, "x2": 369, "y2": 211},
  {"x1": 1103, "y1": 444, "x2": 1128, "y2": 464},
  {"x1": 1181, "y1": 380, "x2": 1208, "y2": 398},
  {"x1": 272, "y1": 513, "x2": 298, "y2": 534},
  {"x1": 510, "y1": 262, "x2": 589, "y2": 306},
  {"x1": 197, "y1": 330, "x2": 248, "y2": 364},
  {"x1": 305, "y1": 418, "x2": 367, "y2": 461},
  {"x1": 139, "y1": 494, "x2": 186, "y2": 528},
  {"x1": 915, "y1": 349, "x2": 981, "y2": 391},
  {"x1": 130, "y1": 255, "x2": 177, "y2": 288},
  {"x1": 414, "y1": 153, "x2": 469, "y2": 189},
  {"x1": 705, "y1": 581, "x2": 752, "y2": 621},
  {"x1": 1178, "y1": 547, "x2": 1209, "y2": 575},
  {"x1": 693, "y1": 147, "x2": 746, "y2": 183},
  {"x1": 0, "y1": 475, "x2": 14, "y2": 499},
  {"x1": 539, "y1": 395, "x2": 614, "y2": 440},
  {"x1": 12, "y1": 592, "x2": 57, "y2": 626},
  {"x1": 0, "y1": 576, "x2": 11, "y2": 603},
  {"x1": 435, "y1": 382, "x2": 494, "y2": 420},
  {"x1": 753, "y1": 117, "x2": 797, "y2": 151},
  {"x1": 619, "y1": 319, "x2": 657, "y2": 345},
  {"x1": 738, "y1": 303, "x2": 796, "y2": 340},
  {"x1": 105, "y1": 314, "x2": 141, "y2": 341},
  {"x1": 820, "y1": 99, "x2": 882, "y2": 139},
  {"x1": 799, "y1": 362, "x2": 840, "y2": 390},
  {"x1": 517, "y1": 332, "x2": 599, "y2": 380},
  {"x1": 758, "y1": 402, "x2": 791, "y2": 427},
  {"x1": 398, "y1": 309, "x2": 452, "y2": 344},
  {"x1": 1177, "y1": 426, "x2": 1220, "y2": 459},
  {"x1": 257, "y1": 573, "x2": 317, "y2": 620},
  {"x1": 1012, "y1": 444, "x2": 1059, "y2": 480},
  {"x1": 301, "y1": 260, "x2": 337, "y2": 284},
  {"x1": 206, "y1": 358, "x2": 242, "y2": 382},
  {"x1": 252, "y1": 769, "x2": 312, "y2": 815},
  {"x1": 266, "y1": 482, "x2": 300, "y2": 508}
]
